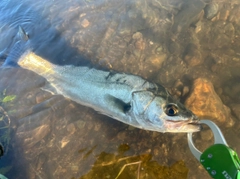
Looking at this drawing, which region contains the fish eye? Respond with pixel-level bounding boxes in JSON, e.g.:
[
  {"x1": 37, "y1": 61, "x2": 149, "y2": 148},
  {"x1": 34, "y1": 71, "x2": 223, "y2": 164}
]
[{"x1": 165, "y1": 104, "x2": 178, "y2": 116}]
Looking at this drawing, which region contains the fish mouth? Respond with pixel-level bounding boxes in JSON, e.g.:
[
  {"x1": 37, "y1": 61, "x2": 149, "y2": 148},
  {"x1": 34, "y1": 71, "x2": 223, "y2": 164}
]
[{"x1": 164, "y1": 118, "x2": 202, "y2": 133}]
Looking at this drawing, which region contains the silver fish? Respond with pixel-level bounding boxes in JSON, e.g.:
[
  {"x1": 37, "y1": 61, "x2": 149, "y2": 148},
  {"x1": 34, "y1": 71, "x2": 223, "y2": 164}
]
[{"x1": 3, "y1": 27, "x2": 201, "y2": 133}]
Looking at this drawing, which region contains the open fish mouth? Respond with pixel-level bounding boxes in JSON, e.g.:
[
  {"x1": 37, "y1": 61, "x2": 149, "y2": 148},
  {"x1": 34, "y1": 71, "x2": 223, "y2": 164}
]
[{"x1": 164, "y1": 119, "x2": 202, "y2": 133}]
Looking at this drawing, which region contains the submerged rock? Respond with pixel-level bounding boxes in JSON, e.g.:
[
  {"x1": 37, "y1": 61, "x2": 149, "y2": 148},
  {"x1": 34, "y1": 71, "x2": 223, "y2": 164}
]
[
  {"x1": 185, "y1": 78, "x2": 234, "y2": 127},
  {"x1": 204, "y1": 2, "x2": 219, "y2": 20}
]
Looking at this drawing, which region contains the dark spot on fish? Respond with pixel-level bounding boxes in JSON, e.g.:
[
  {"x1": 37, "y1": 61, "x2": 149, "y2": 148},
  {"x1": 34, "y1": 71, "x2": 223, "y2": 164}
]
[
  {"x1": 148, "y1": 87, "x2": 158, "y2": 94},
  {"x1": 115, "y1": 75, "x2": 125, "y2": 83},
  {"x1": 105, "y1": 71, "x2": 116, "y2": 80},
  {"x1": 142, "y1": 80, "x2": 148, "y2": 87},
  {"x1": 123, "y1": 103, "x2": 131, "y2": 113}
]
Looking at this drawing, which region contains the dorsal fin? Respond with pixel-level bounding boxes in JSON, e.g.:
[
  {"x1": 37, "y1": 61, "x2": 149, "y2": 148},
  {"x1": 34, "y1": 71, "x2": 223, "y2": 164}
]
[
  {"x1": 18, "y1": 26, "x2": 29, "y2": 41},
  {"x1": 2, "y1": 26, "x2": 29, "y2": 67}
]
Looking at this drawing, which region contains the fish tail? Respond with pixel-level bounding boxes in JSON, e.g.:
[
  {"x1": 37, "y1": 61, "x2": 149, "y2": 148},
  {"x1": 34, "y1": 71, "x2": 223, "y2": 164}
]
[{"x1": 2, "y1": 26, "x2": 29, "y2": 67}]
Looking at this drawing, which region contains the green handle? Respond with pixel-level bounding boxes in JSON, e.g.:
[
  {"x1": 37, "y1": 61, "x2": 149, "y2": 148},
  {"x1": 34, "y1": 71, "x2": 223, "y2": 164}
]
[{"x1": 201, "y1": 144, "x2": 240, "y2": 179}]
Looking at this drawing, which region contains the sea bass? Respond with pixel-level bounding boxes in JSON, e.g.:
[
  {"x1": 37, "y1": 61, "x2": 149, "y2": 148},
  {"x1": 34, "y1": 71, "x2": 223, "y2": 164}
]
[{"x1": 3, "y1": 27, "x2": 201, "y2": 133}]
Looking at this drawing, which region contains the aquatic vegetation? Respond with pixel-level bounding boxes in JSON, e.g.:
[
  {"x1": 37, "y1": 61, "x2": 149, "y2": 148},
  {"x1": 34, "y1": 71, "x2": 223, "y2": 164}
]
[
  {"x1": 77, "y1": 152, "x2": 188, "y2": 179},
  {"x1": 0, "y1": 89, "x2": 16, "y2": 104},
  {"x1": 1, "y1": 95, "x2": 16, "y2": 103},
  {"x1": 0, "y1": 89, "x2": 16, "y2": 176},
  {"x1": 76, "y1": 144, "x2": 188, "y2": 179}
]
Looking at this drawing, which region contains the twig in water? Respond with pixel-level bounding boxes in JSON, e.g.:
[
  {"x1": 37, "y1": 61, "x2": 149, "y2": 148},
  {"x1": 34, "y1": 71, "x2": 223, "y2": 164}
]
[{"x1": 115, "y1": 160, "x2": 142, "y2": 179}]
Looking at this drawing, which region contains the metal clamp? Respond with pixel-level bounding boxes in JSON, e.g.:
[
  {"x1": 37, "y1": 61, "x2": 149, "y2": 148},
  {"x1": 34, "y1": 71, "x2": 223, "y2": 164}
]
[{"x1": 187, "y1": 120, "x2": 227, "y2": 161}]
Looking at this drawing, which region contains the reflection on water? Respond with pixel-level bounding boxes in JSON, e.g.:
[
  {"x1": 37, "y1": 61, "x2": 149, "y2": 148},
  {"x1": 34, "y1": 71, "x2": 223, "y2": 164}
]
[{"x1": 0, "y1": 0, "x2": 240, "y2": 178}]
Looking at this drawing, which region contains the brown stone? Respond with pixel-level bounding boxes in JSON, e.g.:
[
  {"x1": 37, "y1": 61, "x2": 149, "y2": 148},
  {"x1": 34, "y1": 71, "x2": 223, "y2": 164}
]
[
  {"x1": 134, "y1": 39, "x2": 145, "y2": 50},
  {"x1": 17, "y1": 124, "x2": 50, "y2": 149},
  {"x1": 185, "y1": 78, "x2": 234, "y2": 127},
  {"x1": 81, "y1": 19, "x2": 90, "y2": 28}
]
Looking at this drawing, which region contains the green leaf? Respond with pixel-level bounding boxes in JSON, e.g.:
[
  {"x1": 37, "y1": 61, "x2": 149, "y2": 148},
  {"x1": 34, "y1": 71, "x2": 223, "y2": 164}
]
[{"x1": 2, "y1": 95, "x2": 16, "y2": 103}]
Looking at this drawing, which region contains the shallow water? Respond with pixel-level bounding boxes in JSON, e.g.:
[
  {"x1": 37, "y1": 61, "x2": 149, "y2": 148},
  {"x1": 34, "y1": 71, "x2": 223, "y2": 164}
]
[{"x1": 0, "y1": 0, "x2": 240, "y2": 178}]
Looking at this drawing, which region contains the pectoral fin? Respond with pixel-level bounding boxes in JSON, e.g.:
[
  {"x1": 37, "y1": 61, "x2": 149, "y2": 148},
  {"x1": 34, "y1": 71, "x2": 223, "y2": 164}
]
[
  {"x1": 41, "y1": 83, "x2": 58, "y2": 95},
  {"x1": 104, "y1": 95, "x2": 131, "y2": 114}
]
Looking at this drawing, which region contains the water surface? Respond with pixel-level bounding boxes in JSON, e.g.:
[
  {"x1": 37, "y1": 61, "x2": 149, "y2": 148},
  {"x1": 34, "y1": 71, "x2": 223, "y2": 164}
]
[{"x1": 0, "y1": 0, "x2": 240, "y2": 178}]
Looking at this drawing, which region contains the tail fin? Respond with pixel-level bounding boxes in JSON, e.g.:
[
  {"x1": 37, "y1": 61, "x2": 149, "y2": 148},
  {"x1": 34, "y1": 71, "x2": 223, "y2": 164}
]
[{"x1": 2, "y1": 26, "x2": 29, "y2": 67}]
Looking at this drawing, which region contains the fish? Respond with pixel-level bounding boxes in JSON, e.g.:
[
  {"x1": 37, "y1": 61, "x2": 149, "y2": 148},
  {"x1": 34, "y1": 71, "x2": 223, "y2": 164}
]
[{"x1": 2, "y1": 26, "x2": 201, "y2": 133}]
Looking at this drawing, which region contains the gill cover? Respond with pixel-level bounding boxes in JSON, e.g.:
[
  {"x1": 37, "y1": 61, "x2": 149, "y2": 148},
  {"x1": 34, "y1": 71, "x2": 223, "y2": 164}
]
[
  {"x1": 128, "y1": 90, "x2": 166, "y2": 131},
  {"x1": 131, "y1": 90, "x2": 155, "y2": 115}
]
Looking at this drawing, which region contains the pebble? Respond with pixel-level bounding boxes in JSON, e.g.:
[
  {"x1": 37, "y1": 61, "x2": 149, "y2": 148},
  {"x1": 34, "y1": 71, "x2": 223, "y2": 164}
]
[
  {"x1": 204, "y1": 3, "x2": 219, "y2": 19},
  {"x1": 94, "y1": 123, "x2": 101, "y2": 131},
  {"x1": 76, "y1": 120, "x2": 86, "y2": 129},
  {"x1": 155, "y1": 46, "x2": 163, "y2": 54},
  {"x1": 153, "y1": 147, "x2": 159, "y2": 156},
  {"x1": 224, "y1": 23, "x2": 235, "y2": 39},
  {"x1": 35, "y1": 92, "x2": 46, "y2": 104},
  {"x1": 185, "y1": 78, "x2": 234, "y2": 127},
  {"x1": 71, "y1": 165, "x2": 79, "y2": 172},
  {"x1": 218, "y1": 9, "x2": 229, "y2": 21},
  {"x1": 60, "y1": 136, "x2": 70, "y2": 148},
  {"x1": 17, "y1": 124, "x2": 50, "y2": 148},
  {"x1": 214, "y1": 34, "x2": 230, "y2": 49},
  {"x1": 135, "y1": 39, "x2": 145, "y2": 50},
  {"x1": 132, "y1": 32, "x2": 143, "y2": 40},
  {"x1": 81, "y1": 19, "x2": 90, "y2": 28},
  {"x1": 128, "y1": 125, "x2": 136, "y2": 130},
  {"x1": 182, "y1": 86, "x2": 189, "y2": 97},
  {"x1": 117, "y1": 131, "x2": 127, "y2": 140},
  {"x1": 67, "y1": 123, "x2": 76, "y2": 134},
  {"x1": 148, "y1": 54, "x2": 166, "y2": 68}
]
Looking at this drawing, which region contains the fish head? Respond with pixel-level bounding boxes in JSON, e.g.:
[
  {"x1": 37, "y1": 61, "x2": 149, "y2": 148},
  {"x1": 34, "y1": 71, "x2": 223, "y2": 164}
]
[{"x1": 129, "y1": 89, "x2": 201, "y2": 133}]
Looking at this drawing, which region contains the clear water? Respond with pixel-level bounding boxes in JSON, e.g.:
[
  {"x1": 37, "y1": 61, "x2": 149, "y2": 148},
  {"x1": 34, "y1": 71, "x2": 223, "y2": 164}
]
[{"x1": 0, "y1": 0, "x2": 240, "y2": 178}]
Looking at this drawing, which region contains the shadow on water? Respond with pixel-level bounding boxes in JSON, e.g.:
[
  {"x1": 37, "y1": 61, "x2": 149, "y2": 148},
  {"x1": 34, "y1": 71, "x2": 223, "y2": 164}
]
[
  {"x1": 0, "y1": 0, "x2": 93, "y2": 67},
  {"x1": 0, "y1": 0, "x2": 210, "y2": 68}
]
